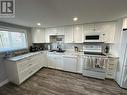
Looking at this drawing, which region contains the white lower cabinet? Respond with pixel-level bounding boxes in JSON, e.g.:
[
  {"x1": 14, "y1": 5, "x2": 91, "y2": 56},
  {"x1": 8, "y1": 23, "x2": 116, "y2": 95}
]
[
  {"x1": 47, "y1": 54, "x2": 83, "y2": 73},
  {"x1": 106, "y1": 57, "x2": 118, "y2": 79},
  {"x1": 63, "y1": 55, "x2": 77, "y2": 73},
  {"x1": 5, "y1": 52, "x2": 45, "y2": 85},
  {"x1": 47, "y1": 54, "x2": 63, "y2": 70},
  {"x1": 76, "y1": 56, "x2": 84, "y2": 73}
]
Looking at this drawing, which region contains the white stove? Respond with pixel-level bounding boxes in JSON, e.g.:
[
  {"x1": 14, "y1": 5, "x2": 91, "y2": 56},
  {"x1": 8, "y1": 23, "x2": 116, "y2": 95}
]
[{"x1": 82, "y1": 44, "x2": 108, "y2": 79}]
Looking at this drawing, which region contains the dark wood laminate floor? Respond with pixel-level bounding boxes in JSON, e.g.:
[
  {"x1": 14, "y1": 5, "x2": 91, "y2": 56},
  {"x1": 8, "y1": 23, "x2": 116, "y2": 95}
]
[{"x1": 0, "y1": 68, "x2": 127, "y2": 95}]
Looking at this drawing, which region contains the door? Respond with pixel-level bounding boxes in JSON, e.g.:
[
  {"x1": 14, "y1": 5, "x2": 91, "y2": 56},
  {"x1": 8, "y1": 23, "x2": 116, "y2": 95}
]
[{"x1": 63, "y1": 56, "x2": 77, "y2": 72}]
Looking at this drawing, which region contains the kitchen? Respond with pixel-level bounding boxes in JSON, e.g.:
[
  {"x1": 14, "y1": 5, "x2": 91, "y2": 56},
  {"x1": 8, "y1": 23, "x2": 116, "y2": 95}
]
[{"x1": 0, "y1": 0, "x2": 127, "y2": 95}]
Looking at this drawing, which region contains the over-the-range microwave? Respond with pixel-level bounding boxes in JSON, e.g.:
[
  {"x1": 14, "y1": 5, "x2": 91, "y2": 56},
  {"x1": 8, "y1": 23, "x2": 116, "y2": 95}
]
[{"x1": 84, "y1": 33, "x2": 104, "y2": 42}]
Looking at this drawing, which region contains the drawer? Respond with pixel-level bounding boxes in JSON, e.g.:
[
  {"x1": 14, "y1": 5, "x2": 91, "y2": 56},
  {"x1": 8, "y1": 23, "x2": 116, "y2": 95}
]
[
  {"x1": 17, "y1": 54, "x2": 42, "y2": 72},
  {"x1": 17, "y1": 61, "x2": 35, "y2": 72},
  {"x1": 106, "y1": 69, "x2": 115, "y2": 78},
  {"x1": 107, "y1": 66, "x2": 115, "y2": 70},
  {"x1": 106, "y1": 69, "x2": 115, "y2": 74},
  {"x1": 19, "y1": 67, "x2": 34, "y2": 83},
  {"x1": 106, "y1": 73, "x2": 114, "y2": 79},
  {"x1": 19, "y1": 63, "x2": 42, "y2": 84}
]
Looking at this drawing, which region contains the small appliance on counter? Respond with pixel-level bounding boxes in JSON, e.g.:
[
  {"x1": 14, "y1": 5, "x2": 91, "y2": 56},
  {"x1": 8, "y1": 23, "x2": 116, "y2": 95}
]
[
  {"x1": 29, "y1": 44, "x2": 44, "y2": 52},
  {"x1": 74, "y1": 46, "x2": 79, "y2": 52},
  {"x1": 29, "y1": 46, "x2": 38, "y2": 52}
]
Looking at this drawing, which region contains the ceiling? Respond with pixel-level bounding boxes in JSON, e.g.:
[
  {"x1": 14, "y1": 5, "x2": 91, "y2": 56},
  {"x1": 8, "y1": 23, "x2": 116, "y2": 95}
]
[{"x1": 0, "y1": 0, "x2": 127, "y2": 28}]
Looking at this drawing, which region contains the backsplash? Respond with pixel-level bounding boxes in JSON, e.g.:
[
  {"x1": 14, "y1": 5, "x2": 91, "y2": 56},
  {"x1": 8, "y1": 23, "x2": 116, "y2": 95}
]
[
  {"x1": 63, "y1": 43, "x2": 83, "y2": 51},
  {"x1": 32, "y1": 43, "x2": 112, "y2": 54}
]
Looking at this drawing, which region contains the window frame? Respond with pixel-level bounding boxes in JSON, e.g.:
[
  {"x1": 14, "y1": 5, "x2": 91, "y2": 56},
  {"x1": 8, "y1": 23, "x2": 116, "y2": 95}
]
[{"x1": 0, "y1": 25, "x2": 28, "y2": 52}]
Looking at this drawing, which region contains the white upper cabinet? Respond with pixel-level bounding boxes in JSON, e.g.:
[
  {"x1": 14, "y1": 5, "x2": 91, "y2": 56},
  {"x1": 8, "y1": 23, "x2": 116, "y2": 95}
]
[
  {"x1": 32, "y1": 22, "x2": 116, "y2": 43},
  {"x1": 64, "y1": 26, "x2": 74, "y2": 43},
  {"x1": 45, "y1": 27, "x2": 64, "y2": 43},
  {"x1": 83, "y1": 24, "x2": 95, "y2": 35},
  {"x1": 73, "y1": 25, "x2": 83, "y2": 43},
  {"x1": 56, "y1": 27, "x2": 64, "y2": 35},
  {"x1": 123, "y1": 18, "x2": 127, "y2": 29},
  {"x1": 95, "y1": 22, "x2": 116, "y2": 43},
  {"x1": 83, "y1": 22, "x2": 116, "y2": 43},
  {"x1": 45, "y1": 28, "x2": 51, "y2": 43},
  {"x1": 46, "y1": 27, "x2": 64, "y2": 35},
  {"x1": 32, "y1": 28, "x2": 45, "y2": 43}
]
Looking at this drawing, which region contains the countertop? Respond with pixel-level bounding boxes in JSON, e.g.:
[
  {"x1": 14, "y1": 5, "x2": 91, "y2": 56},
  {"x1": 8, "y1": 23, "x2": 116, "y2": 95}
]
[
  {"x1": 8, "y1": 50, "x2": 118, "y2": 62},
  {"x1": 8, "y1": 51, "x2": 43, "y2": 61}
]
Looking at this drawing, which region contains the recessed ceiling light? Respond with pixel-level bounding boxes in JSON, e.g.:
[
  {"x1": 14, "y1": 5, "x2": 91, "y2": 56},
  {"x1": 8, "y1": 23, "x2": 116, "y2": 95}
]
[
  {"x1": 73, "y1": 17, "x2": 78, "y2": 21},
  {"x1": 37, "y1": 23, "x2": 41, "y2": 26}
]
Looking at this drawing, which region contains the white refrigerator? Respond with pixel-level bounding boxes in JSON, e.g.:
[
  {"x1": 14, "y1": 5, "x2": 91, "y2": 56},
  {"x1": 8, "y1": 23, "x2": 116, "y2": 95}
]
[{"x1": 116, "y1": 30, "x2": 127, "y2": 89}]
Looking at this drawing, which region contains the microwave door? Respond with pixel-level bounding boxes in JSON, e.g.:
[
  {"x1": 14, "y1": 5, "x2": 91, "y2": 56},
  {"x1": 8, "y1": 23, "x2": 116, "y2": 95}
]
[{"x1": 85, "y1": 35, "x2": 101, "y2": 42}]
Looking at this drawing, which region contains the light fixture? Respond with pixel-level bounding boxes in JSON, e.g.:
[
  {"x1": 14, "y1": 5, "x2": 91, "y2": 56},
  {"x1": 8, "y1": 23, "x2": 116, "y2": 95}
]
[
  {"x1": 73, "y1": 17, "x2": 78, "y2": 21},
  {"x1": 37, "y1": 23, "x2": 41, "y2": 26}
]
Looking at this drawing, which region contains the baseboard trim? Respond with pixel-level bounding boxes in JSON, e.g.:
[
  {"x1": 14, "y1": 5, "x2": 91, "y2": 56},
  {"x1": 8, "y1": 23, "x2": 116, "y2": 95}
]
[{"x1": 0, "y1": 79, "x2": 9, "y2": 87}]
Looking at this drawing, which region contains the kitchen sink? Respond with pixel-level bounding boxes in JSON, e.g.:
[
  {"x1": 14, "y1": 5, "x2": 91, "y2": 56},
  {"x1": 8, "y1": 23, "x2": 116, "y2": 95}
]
[{"x1": 49, "y1": 50, "x2": 65, "y2": 53}]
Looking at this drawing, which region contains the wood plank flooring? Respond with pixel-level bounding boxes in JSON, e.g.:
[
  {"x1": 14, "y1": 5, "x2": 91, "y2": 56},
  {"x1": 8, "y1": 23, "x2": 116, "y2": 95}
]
[{"x1": 0, "y1": 68, "x2": 127, "y2": 95}]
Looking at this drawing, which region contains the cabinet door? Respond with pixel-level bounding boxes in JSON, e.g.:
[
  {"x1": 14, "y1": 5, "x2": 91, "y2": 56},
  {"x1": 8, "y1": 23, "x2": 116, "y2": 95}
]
[
  {"x1": 41, "y1": 52, "x2": 48, "y2": 67},
  {"x1": 38, "y1": 52, "x2": 46, "y2": 67},
  {"x1": 47, "y1": 54, "x2": 63, "y2": 69},
  {"x1": 47, "y1": 55, "x2": 56, "y2": 69},
  {"x1": 55, "y1": 55, "x2": 63, "y2": 70},
  {"x1": 77, "y1": 57, "x2": 84, "y2": 73},
  {"x1": 45, "y1": 28, "x2": 51, "y2": 43},
  {"x1": 73, "y1": 25, "x2": 83, "y2": 43},
  {"x1": 95, "y1": 22, "x2": 116, "y2": 43},
  {"x1": 32, "y1": 28, "x2": 45, "y2": 43},
  {"x1": 83, "y1": 24, "x2": 95, "y2": 35},
  {"x1": 56, "y1": 27, "x2": 64, "y2": 35},
  {"x1": 63, "y1": 56, "x2": 77, "y2": 72},
  {"x1": 123, "y1": 18, "x2": 127, "y2": 29},
  {"x1": 45, "y1": 28, "x2": 57, "y2": 43},
  {"x1": 64, "y1": 26, "x2": 74, "y2": 43},
  {"x1": 106, "y1": 58, "x2": 118, "y2": 79}
]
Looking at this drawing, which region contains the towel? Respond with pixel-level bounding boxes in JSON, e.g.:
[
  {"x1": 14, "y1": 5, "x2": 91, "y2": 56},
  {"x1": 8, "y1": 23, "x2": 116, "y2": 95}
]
[
  {"x1": 84, "y1": 56, "x2": 92, "y2": 69},
  {"x1": 96, "y1": 57, "x2": 108, "y2": 69}
]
